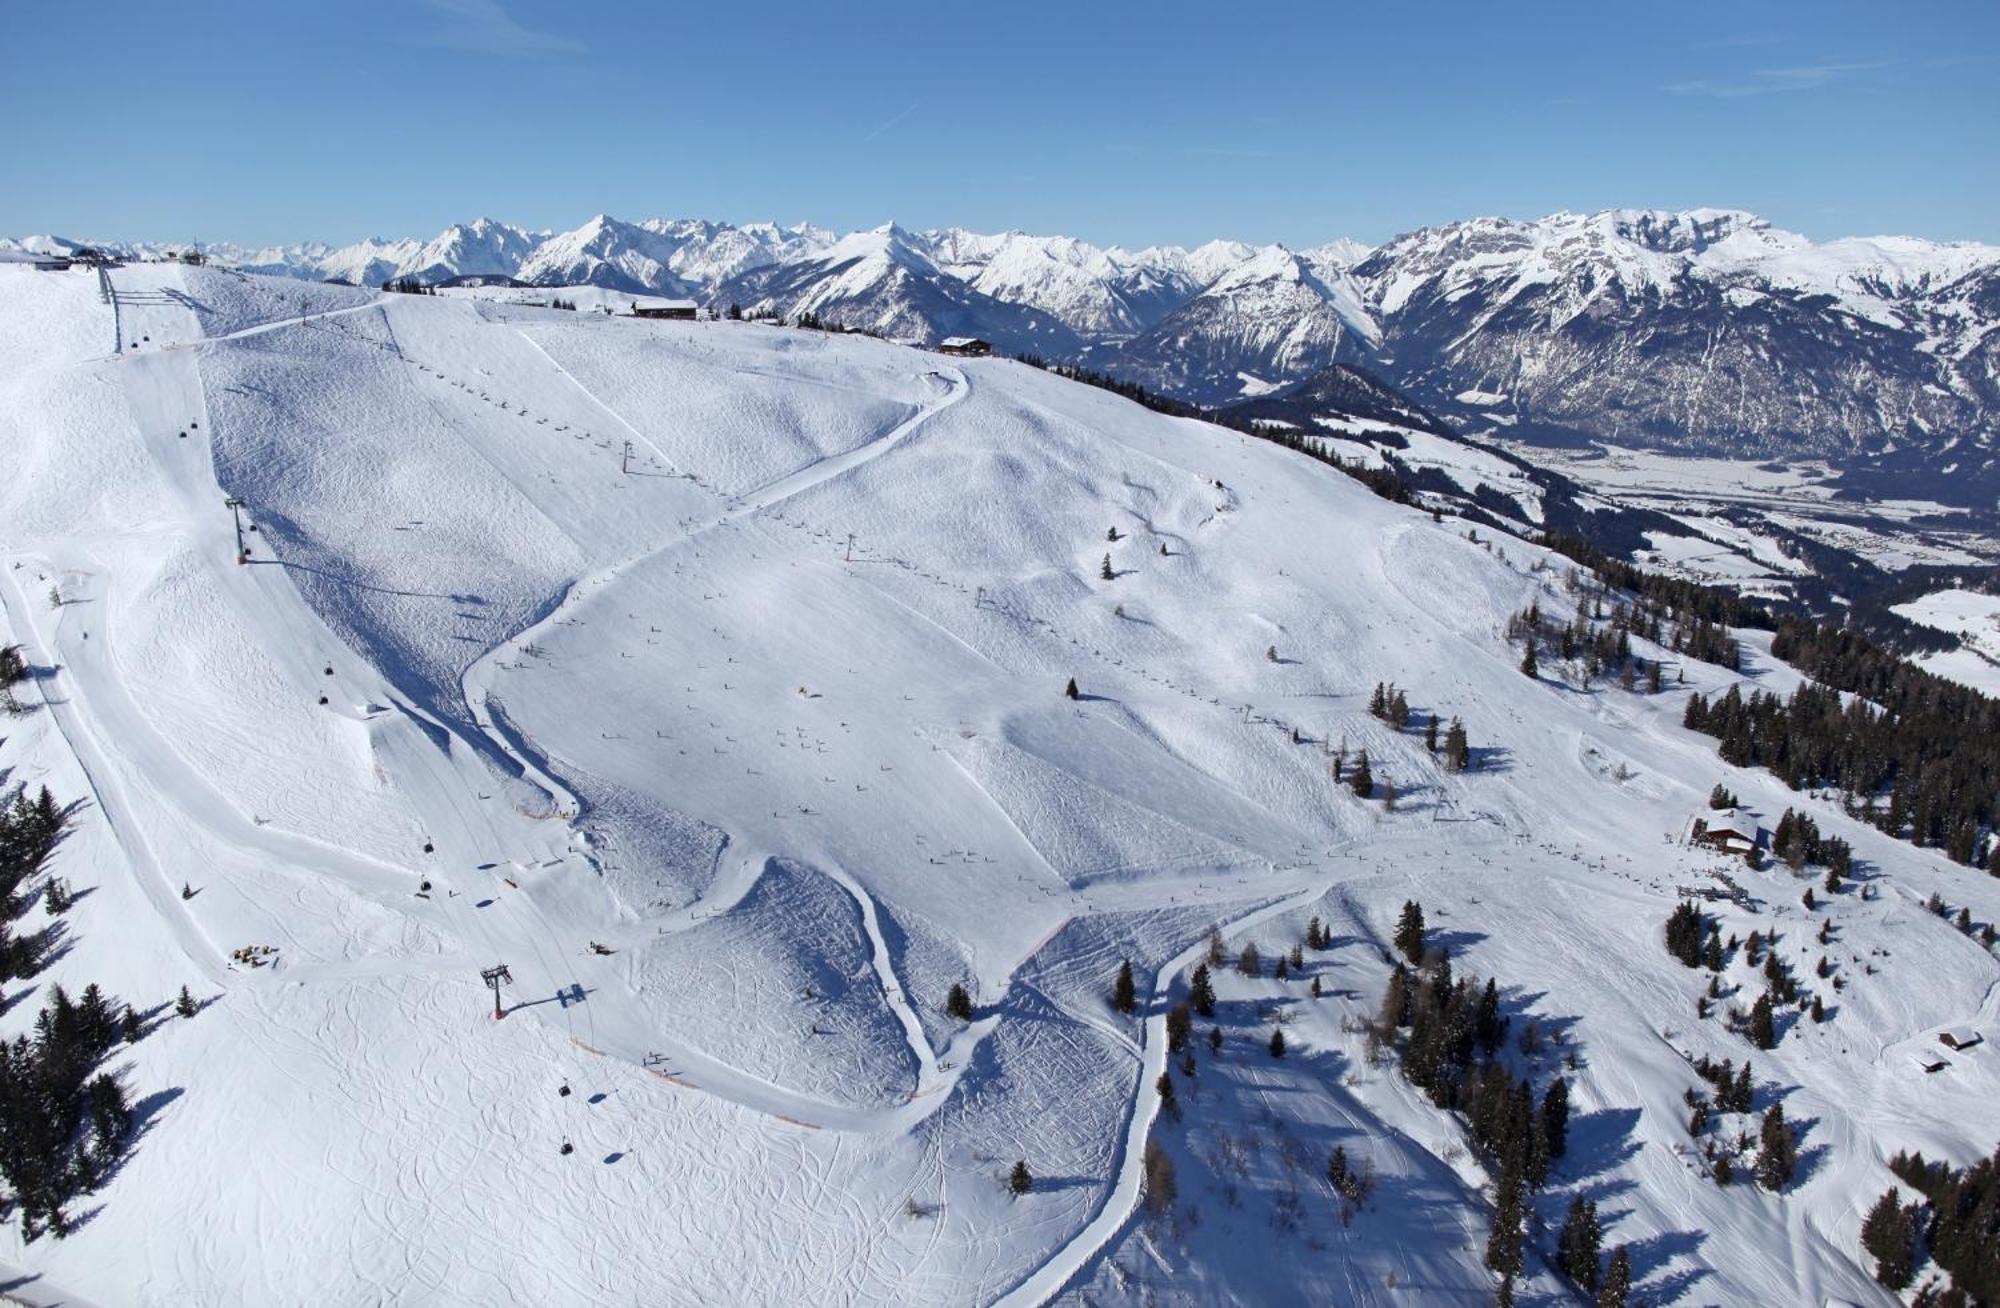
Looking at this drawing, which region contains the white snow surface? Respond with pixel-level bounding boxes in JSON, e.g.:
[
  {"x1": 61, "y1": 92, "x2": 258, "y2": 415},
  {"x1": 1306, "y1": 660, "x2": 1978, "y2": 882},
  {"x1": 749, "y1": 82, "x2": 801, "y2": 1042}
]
[{"x1": 0, "y1": 262, "x2": 1993, "y2": 1306}]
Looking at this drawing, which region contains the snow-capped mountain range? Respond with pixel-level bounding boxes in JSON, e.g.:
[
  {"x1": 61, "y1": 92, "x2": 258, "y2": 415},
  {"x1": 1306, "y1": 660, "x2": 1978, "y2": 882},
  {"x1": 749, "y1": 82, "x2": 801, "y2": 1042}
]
[{"x1": 10, "y1": 208, "x2": 1998, "y2": 493}]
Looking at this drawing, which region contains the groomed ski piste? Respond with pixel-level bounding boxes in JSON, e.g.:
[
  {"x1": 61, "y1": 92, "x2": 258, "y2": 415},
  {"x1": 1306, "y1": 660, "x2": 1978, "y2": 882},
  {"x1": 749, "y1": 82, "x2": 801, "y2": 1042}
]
[{"x1": 0, "y1": 259, "x2": 1994, "y2": 1306}]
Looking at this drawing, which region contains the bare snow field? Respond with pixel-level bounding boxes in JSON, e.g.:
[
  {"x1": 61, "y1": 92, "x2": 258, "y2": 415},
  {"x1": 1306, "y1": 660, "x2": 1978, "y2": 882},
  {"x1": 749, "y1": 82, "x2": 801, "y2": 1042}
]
[
  {"x1": 1891, "y1": 588, "x2": 2000, "y2": 695},
  {"x1": 0, "y1": 261, "x2": 1994, "y2": 1306}
]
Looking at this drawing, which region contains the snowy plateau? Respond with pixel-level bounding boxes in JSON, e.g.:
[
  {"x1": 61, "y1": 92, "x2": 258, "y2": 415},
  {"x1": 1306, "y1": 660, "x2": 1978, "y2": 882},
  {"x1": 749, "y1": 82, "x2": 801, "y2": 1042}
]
[{"x1": 0, "y1": 259, "x2": 1996, "y2": 1307}]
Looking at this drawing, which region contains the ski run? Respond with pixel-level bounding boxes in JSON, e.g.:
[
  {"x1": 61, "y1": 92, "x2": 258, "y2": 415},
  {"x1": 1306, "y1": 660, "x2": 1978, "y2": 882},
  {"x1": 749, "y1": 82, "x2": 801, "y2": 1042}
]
[{"x1": 0, "y1": 259, "x2": 1994, "y2": 1306}]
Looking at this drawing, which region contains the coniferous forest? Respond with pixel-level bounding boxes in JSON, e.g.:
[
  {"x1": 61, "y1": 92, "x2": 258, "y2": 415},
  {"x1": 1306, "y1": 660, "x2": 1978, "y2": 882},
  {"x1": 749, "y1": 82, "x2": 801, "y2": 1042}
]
[{"x1": 0, "y1": 786, "x2": 145, "y2": 1240}]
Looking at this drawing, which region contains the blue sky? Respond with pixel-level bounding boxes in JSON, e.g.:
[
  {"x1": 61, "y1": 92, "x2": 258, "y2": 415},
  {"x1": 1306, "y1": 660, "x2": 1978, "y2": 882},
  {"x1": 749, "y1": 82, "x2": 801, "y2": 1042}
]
[{"x1": 4, "y1": 0, "x2": 1994, "y2": 248}]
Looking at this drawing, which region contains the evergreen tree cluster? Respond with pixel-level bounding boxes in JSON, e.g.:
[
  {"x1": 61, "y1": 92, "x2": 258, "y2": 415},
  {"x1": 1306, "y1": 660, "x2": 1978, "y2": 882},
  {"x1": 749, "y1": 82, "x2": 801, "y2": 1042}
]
[
  {"x1": 0, "y1": 786, "x2": 67, "y2": 978},
  {"x1": 1888, "y1": 1145, "x2": 2000, "y2": 1304},
  {"x1": 1506, "y1": 592, "x2": 1693, "y2": 687},
  {"x1": 1770, "y1": 807, "x2": 1852, "y2": 875},
  {"x1": 1367, "y1": 682, "x2": 1410, "y2": 730},
  {"x1": 1861, "y1": 1187, "x2": 1922, "y2": 1290},
  {"x1": 1374, "y1": 950, "x2": 1568, "y2": 1191},
  {"x1": 1683, "y1": 678, "x2": 1994, "y2": 869},
  {"x1": 1690, "y1": 1052, "x2": 1756, "y2": 1114},
  {"x1": 0, "y1": 983, "x2": 137, "y2": 1239},
  {"x1": 1544, "y1": 530, "x2": 2000, "y2": 873},
  {"x1": 1538, "y1": 531, "x2": 1774, "y2": 639},
  {"x1": 1367, "y1": 684, "x2": 1474, "y2": 773},
  {"x1": 1664, "y1": 901, "x2": 1713, "y2": 969},
  {"x1": 0, "y1": 644, "x2": 28, "y2": 714},
  {"x1": 0, "y1": 786, "x2": 149, "y2": 1240}
]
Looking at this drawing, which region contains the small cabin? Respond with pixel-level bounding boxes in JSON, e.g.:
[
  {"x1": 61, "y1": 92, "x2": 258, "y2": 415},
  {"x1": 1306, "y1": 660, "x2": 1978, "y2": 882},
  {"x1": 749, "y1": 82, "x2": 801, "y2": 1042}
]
[
  {"x1": 1938, "y1": 1028, "x2": 1983, "y2": 1052},
  {"x1": 1689, "y1": 813, "x2": 1761, "y2": 855},
  {"x1": 67, "y1": 246, "x2": 114, "y2": 267},
  {"x1": 630, "y1": 301, "x2": 698, "y2": 320},
  {"x1": 175, "y1": 250, "x2": 206, "y2": 266},
  {"x1": 1910, "y1": 1049, "x2": 1950, "y2": 1074},
  {"x1": 938, "y1": 336, "x2": 991, "y2": 357}
]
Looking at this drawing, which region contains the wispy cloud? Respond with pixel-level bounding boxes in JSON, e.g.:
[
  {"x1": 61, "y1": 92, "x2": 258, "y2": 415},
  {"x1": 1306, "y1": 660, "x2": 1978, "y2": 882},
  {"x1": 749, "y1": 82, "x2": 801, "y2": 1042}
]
[
  {"x1": 422, "y1": 0, "x2": 583, "y2": 57},
  {"x1": 861, "y1": 100, "x2": 922, "y2": 144},
  {"x1": 1666, "y1": 59, "x2": 1894, "y2": 98}
]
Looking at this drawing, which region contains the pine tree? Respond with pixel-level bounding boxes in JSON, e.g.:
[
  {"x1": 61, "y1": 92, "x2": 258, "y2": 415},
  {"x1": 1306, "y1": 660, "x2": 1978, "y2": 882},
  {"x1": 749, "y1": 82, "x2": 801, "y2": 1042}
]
[
  {"x1": 1208, "y1": 1025, "x2": 1223, "y2": 1055},
  {"x1": 1485, "y1": 1167, "x2": 1525, "y2": 1278},
  {"x1": 1008, "y1": 1160, "x2": 1033, "y2": 1196},
  {"x1": 1155, "y1": 1071, "x2": 1178, "y2": 1121},
  {"x1": 1474, "y1": 979, "x2": 1504, "y2": 1056},
  {"x1": 1165, "y1": 1001, "x2": 1192, "y2": 1053},
  {"x1": 1541, "y1": 1076, "x2": 1570, "y2": 1160},
  {"x1": 1184, "y1": 968, "x2": 1216, "y2": 1020},
  {"x1": 1142, "y1": 1139, "x2": 1177, "y2": 1215},
  {"x1": 1099, "y1": 554, "x2": 1114, "y2": 581},
  {"x1": 175, "y1": 986, "x2": 197, "y2": 1019},
  {"x1": 1597, "y1": 1245, "x2": 1632, "y2": 1308},
  {"x1": 1861, "y1": 1188, "x2": 1918, "y2": 1289},
  {"x1": 1112, "y1": 959, "x2": 1137, "y2": 1014},
  {"x1": 121, "y1": 1007, "x2": 142, "y2": 1044},
  {"x1": 1750, "y1": 992, "x2": 1776, "y2": 1050},
  {"x1": 1394, "y1": 900, "x2": 1427, "y2": 964},
  {"x1": 1425, "y1": 714, "x2": 1439, "y2": 753},
  {"x1": 1268, "y1": 1026, "x2": 1286, "y2": 1058},
  {"x1": 1756, "y1": 1104, "x2": 1795, "y2": 1191},
  {"x1": 1350, "y1": 750, "x2": 1374, "y2": 799},
  {"x1": 1266, "y1": 644, "x2": 1278, "y2": 663},
  {"x1": 1445, "y1": 717, "x2": 1470, "y2": 772},
  {"x1": 1189, "y1": 962, "x2": 1216, "y2": 1017},
  {"x1": 945, "y1": 983, "x2": 973, "y2": 1022},
  {"x1": 1238, "y1": 942, "x2": 1262, "y2": 977},
  {"x1": 1557, "y1": 1195, "x2": 1602, "y2": 1291},
  {"x1": 1520, "y1": 641, "x2": 1538, "y2": 679},
  {"x1": 1327, "y1": 1145, "x2": 1349, "y2": 1191}
]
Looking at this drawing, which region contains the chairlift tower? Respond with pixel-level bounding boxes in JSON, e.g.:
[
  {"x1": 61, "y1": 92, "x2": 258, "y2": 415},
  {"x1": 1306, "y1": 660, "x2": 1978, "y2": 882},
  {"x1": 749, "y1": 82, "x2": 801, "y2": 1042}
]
[
  {"x1": 224, "y1": 496, "x2": 248, "y2": 563},
  {"x1": 481, "y1": 964, "x2": 514, "y2": 1020}
]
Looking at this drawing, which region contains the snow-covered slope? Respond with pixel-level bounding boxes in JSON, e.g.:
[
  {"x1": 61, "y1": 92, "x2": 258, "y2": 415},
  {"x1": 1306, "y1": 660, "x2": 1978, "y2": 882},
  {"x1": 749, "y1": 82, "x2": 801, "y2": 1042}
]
[
  {"x1": 1114, "y1": 246, "x2": 1382, "y2": 400},
  {"x1": 717, "y1": 224, "x2": 1085, "y2": 353},
  {"x1": 0, "y1": 261, "x2": 1993, "y2": 1307},
  {"x1": 18, "y1": 208, "x2": 1997, "y2": 495}
]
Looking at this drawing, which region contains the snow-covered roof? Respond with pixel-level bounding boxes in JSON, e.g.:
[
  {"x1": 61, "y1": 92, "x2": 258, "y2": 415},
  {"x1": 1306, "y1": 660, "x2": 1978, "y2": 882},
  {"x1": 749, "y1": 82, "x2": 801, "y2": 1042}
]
[{"x1": 939, "y1": 336, "x2": 986, "y2": 348}]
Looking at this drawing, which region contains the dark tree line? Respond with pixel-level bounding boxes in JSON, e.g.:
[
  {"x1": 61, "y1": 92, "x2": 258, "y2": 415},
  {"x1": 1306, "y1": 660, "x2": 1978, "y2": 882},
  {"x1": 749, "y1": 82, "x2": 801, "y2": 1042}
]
[
  {"x1": 0, "y1": 786, "x2": 145, "y2": 1239},
  {"x1": 1009, "y1": 354, "x2": 1419, "y2": 505},
  {"x1": 1507, "y1": 594, "x2": 1712, "y2": 688},
  {"x1": 1538, "y1": 532, "x2": 1775, "y2": 636},
  {"x1": 1886, "y1": 1146, "x2": 2000, "y2": 1304},
  {"x1": 1683, "y1": 678, "x2": 1996, "y2": 869},
  {"x1": 1548, "y1": 529, "x2": 2000, "y2": 875},
  {"x1": 1371, "y1": 904, "x2": 1616, "y2": 1298}
]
